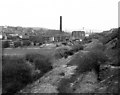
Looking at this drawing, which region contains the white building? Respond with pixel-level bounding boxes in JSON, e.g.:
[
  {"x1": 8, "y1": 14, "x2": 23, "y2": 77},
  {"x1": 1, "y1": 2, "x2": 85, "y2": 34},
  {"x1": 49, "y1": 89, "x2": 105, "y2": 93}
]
[
  {"x1": 85, "y1": 33, "x2": 89, "y2": 37},
  {"x1": 0, "y1": 35, "x2": 2, "y2": 39}
]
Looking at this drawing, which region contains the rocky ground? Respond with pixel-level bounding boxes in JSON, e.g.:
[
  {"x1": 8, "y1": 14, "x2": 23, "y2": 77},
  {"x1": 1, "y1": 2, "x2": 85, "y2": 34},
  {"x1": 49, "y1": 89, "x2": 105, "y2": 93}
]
[{"x1": 16, "y1": 28, "x2": 120, "y2": 94}]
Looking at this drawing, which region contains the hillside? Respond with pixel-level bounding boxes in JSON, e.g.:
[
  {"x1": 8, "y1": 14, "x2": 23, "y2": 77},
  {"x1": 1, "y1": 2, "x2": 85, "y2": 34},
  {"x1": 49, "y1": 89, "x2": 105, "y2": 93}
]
[{"x1": 0, "y1": 26, "x2": 70, "y2": 36}]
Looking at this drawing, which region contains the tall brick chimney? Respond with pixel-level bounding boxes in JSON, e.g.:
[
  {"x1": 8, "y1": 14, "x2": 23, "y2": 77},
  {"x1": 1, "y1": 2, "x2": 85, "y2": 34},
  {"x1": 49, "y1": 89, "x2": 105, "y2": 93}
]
[
  {"x1": 118, "y1": 2, "x2": 120, "y2": 48},
  {"x1": 60, "y1": 16, "x2": 62, "y2": 32}
]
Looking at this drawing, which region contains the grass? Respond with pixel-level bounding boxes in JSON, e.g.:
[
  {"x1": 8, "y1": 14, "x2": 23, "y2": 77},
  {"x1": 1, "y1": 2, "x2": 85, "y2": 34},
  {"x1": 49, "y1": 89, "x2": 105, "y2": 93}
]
[{"x1": 2, "y1": 48, "x2": 55, "y2": 60}]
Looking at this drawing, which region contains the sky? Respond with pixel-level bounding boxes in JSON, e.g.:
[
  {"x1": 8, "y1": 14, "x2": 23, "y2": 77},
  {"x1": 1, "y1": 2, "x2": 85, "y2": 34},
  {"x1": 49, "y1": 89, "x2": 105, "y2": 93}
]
[{"x1": 0, "y1": 0, "x2": 119, "y2": 32}]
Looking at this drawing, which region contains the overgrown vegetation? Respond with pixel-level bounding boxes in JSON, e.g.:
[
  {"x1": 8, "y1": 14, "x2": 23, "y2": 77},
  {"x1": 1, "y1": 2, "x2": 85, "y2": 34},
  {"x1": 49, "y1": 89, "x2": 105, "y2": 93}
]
[
  {"x1": 14, "y1": 41, "x2": 22, "y2": 47},
  {"x1": 29, "y1": 35, "x2": 44, "y2": 45},
  {"x1": 71, "y1": 43, "x2": 84, "y2": 53},
  {"x1": 2, "y1": 53, "x2": 53, "y2": 94},
  {"x1": 22, "y1": 40, "x2": 31, "y2": 46},
  {"x1": 25, "y1": 53, "x2": 41, "y2": 62},
  {"x1": 2, "y1": 27, "x2": 119, "y2": 94},
  {"x1": 54, "y1": 47, "x2": 72, "y2": 59},
  {"x1": 33, "y1": 56, "x2": 53, "y2": 73},
  {"x1": 25, "y1": 53, "x2": 53, "y2": 73},
  {"x1": 2, "y1": 40, "x2": 10, "y2": 48},
  {"x1": 2, "y1": 56, "x2": 32, "y2": 94},
  {"x1": 57, "y1": 50, "x2": 109, "y2": 93},
  {"x1": 68, "y1": 50, "x2": 108, "y2": 78}
]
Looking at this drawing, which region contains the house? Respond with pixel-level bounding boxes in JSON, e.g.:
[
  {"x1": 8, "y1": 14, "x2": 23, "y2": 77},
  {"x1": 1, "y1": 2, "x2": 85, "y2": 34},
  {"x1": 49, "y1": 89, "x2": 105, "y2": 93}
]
[
  {"x1": 49, "y1": 37, "x2": 55, "y2": 42},
  {"x1": 85, "y1": 33, "x2": 89, "y2": 37},
  {"x1": 2, "y1": 33, "x2": 7, "y2": 40},
  {"x1": 6, "y1": 33, "x2": 20, "y2": 40},
  {"x1": 0, "y1": 34, "x2": 2, "y2": 40},
  {"x1": 71, "y1": 31, "x2": 85, "y2": 40},
  {"x1": 19, "y1": 35, "x2": 29, "y2": 40},
  {"x1": 53, "y1": 33, "x2": 70, "y2": 42}
]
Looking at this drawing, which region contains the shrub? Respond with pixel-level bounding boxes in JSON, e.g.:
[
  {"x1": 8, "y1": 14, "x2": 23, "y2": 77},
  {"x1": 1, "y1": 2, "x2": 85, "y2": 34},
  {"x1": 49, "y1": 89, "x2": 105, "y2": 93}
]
[
  {"x1": 14, "y1": 41, "x2": 21, "y2": 47},
  {"x1": 82, "y1": 37, "x2": 93, "y2": 44},
  {"x1": 57, "y1": 78, "x2": 74, "y2": 93},
  {"x1": 34, "y1": 55, "x2": 53, "y2": 73},
  {"x1": 25, "y1": 53, "x2": 53, "y2": 74},
  {"x1": 22, "y1": 40, "x2": 31, "y2": 46},
  {"x1": 62, "y1": 42, "x2": 67, "y2": 45},
  {"x1": 71, "y1": 43, "x2": 84, "y2": 53},
  {"x1": 67, "y1": 50, "x2": 108, "y2": 81},
  {"x1": 2, "y1": 56, "x2": 33, "y2": 94},
  {"x1": 64, "y1": 50, "x2": 74, "y2": 57},
  {"x1": 84, "y1": 39, "x2": 105, "y2": 51},
  {"x1": 29, "y1": 35, "x2": 44, "y2": 44},
  {"x1": 54, "y1": 47, "x2": 70, "y2": 59},
  {"x1": 25, "y1": 53, "x2": 42, "y2": 62},
  {"x1": 2, "y1": 41, "x2": 10, "y2": 48}
]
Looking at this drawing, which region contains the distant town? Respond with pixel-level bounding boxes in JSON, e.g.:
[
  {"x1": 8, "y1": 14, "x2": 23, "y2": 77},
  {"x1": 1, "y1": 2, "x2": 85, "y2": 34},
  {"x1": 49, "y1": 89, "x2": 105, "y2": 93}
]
[{"x1": 0, "y1": 25, "x2": 95, "y2": 48}]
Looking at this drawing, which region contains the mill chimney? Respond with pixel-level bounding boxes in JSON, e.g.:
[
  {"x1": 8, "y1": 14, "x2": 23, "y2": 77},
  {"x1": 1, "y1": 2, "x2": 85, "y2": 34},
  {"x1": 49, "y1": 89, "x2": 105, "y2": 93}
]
[{"x1": 60, "y1": 16, "x2": 62, "y2": 32}]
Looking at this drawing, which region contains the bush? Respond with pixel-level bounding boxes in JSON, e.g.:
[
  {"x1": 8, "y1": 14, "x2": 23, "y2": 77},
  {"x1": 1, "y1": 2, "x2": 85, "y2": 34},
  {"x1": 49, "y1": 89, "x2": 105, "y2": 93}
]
[
  {"x1": 54, "y1": 47, "x2": 70, "y2": 59},
  {"x1": 71, "y1": 43, "x2": 84, "y2": 53},
  {"x1": 25, "y1": 53, "x2": 41, "y2": 62},
  {"x1": 57, "y1": 78, "x2": 74, "y2": 93},
  {"x1": 67, "y1": 50, "x2": 108, "y2": 81},
  {"x1": 29, "y1": 35, "x2": 44, "y2": 44},
  {"x1": 62, "y1": 42, "x2": 67, "y2": 45},
  {"x1": 34, "y1": 55, "x2": 53, "y2": 73},
  {"x1": 2, "y1": 56, "x2": 33, "y2": 94},
  {"x1": 84, "y1": 39, "x2": 105, "y2": 51},
  {"x1": 25, "y1": 53, "x2": 53, "y2": 74},
  {"x1": 14, "y1": 41, "x2": 21, "y2": 47},
  {"x1": 22, "y1": 40, "x2": 31, "y2": 46},
  {"x1": 2, "y1": 41, "x2": 10, "y2": 48},
  {"x1": 64, "y1": 50, "x2": 74, "y2": 57},
  {"x1": 58, "y1": 50, "x2": 107, "y2": 94},
  {"x1": 82, "y1": 37, "x2": 92, "y2": 44}
]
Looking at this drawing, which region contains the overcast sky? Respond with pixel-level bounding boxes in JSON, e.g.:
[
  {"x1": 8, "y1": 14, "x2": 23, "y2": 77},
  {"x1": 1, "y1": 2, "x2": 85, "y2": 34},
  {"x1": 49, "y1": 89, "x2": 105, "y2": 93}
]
[{"x1": 0, "y1": 0, "x2": 119, "y2": 32}]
